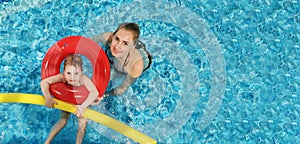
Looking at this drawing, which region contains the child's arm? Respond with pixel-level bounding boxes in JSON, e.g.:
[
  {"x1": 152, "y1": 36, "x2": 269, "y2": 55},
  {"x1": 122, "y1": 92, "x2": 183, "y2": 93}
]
[
  {"x1": 40, "y1": 74, "x2": 64, "y2": 108},
  {"x1": 75, "y1": 75, "x2": 99, "y2": 117}
]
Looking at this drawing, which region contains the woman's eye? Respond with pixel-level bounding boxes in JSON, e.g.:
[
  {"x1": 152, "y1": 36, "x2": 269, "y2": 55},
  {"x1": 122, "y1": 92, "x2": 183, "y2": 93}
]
[
  {"x1": 67, "y1": 72, "x2": 71, "y2": 75},
  {"x1": 75, "y1": 72, "x2": 79, "y2": 75}
]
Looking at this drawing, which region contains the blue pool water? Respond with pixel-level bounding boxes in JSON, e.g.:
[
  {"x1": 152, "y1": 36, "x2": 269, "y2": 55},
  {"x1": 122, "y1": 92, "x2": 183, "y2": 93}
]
[{"x1": 0, "y1": 0, "x2": 299, "y2": 143}]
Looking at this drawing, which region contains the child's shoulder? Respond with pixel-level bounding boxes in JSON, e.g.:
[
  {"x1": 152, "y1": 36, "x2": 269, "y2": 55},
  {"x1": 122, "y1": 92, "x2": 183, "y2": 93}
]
[{"x1": 80, "y1": 74, "x2": 91, "y2": 82}]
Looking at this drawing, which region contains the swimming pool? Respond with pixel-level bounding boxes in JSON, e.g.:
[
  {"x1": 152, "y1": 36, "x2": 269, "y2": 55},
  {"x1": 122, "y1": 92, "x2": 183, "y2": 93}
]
[{"x1": 0, "y1": 0, "x2": 299, "y2": 143}]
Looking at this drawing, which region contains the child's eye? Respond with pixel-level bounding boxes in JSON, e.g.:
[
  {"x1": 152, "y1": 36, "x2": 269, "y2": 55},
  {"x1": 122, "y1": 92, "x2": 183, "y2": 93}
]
[
  {"x1": 67, "y1": 72, "x2": 71, "y2": 75},
  {"x1": 75, "y1": 72, "x2": 79, "y2": 75}
]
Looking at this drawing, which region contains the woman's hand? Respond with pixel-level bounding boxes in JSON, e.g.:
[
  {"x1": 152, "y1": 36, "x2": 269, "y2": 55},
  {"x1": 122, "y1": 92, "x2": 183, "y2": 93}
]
[
  {"x1": 45, "y1": 97, "x2": 57, "y2": 108},
  {"x1": 90, "y1": 96, "x2": 105, "y2": 106}
]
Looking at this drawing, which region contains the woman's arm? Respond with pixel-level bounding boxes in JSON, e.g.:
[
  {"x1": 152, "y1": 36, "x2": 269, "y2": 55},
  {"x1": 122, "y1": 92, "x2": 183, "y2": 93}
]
[
  {"x1": 108, "y1": 74, "x2": 137, "y2": 96},
  {"x1": 90, "y1": 32, "x2": 112, "y2": 43},
  {"x1": 109, "y1": 58, "x2": 143, "y2": 96}
]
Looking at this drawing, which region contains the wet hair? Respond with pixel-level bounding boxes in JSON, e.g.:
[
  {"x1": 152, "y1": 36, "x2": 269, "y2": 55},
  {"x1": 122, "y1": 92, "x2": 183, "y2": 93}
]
[
  {"x1": 63, "y1": 54, "x2": 83, "y2": 71},
  {"x1": 109, "y1": 22, "x2": 140, "y2": 44}
]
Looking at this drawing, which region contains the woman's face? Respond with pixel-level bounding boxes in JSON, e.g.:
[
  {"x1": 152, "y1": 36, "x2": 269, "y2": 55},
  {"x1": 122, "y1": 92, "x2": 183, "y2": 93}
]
[
  {"x1": 110, "y1": 28, "x2": 135, "y2": 58},
  {"x1": 63, "y1": 65, "x2": 82, "y2": 86}
]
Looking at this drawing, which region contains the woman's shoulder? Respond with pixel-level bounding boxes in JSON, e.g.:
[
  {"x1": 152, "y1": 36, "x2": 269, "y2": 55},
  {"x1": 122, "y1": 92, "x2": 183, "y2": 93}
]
[
  {"x1": 134, "y1": 41, "x2": 152, "y2": 71},
  {"x1": 128, "y1": 50, "x2": 144, "y2": 78}
]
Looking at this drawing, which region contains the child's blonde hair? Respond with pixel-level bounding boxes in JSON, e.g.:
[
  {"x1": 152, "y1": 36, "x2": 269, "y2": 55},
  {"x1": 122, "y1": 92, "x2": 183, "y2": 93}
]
[{"x1": 63, "y1": 54, "x2": 83, "y2": 71}]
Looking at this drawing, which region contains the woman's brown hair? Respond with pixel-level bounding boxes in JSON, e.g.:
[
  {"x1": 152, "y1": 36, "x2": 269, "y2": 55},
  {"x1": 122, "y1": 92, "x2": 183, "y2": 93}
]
[{"x1": 108, "y1": 22, "x2": 140, "y2": 44}]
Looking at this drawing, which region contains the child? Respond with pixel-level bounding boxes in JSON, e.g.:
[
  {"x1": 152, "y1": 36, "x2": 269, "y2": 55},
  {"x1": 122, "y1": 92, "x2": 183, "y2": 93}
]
[{"x1": 40, "y1": 54, "x2": 100, "y2": 144}]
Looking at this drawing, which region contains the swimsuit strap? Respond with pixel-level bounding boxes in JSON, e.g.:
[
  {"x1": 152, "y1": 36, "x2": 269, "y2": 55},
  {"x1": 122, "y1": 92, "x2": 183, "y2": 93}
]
[
  {"x1": 105, "y1": 41, "x2": 152, "y2": 72},
  {"x1": 122, "y1": 52, "x2": 130, "y2": 73}
]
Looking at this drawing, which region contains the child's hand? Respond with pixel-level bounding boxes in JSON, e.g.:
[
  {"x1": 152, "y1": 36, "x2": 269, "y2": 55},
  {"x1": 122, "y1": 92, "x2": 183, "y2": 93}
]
[
  {"x1": 45, "y1": 97, "x2": 57, "y2": 108},
  {"x1": 74, "y1": 105, "x2": 84, "y2": 118}
]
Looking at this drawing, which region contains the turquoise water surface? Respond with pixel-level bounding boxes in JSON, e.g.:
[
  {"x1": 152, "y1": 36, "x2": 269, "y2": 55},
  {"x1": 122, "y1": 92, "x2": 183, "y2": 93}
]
[{"x1": 0, "y1": 0, "x2": 299, "y2": 143}]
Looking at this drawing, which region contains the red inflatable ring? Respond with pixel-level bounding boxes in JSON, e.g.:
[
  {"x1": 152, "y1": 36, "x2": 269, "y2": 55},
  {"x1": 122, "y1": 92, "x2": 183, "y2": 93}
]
[{"x1": 41, "y1": 36, "x2": 110, "y2": 105}]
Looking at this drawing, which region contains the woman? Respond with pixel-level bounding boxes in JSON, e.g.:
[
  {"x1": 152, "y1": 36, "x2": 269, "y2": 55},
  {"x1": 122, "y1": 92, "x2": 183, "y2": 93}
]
[
  {"x1": 40, "y1": 54, "x2": 100, "y2": 144},
  {"x1": 93, "y1": 22, "x2": 152, "y2": 96}
]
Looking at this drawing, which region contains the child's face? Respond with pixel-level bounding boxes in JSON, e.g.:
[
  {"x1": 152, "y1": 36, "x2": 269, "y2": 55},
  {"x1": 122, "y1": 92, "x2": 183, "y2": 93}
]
[
  {"x1": 110, "y1": 28, "x2": 135, "y2": 58},
  {"x1": 63, "y1": 65, "x2": 83, "y2": 86}
]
